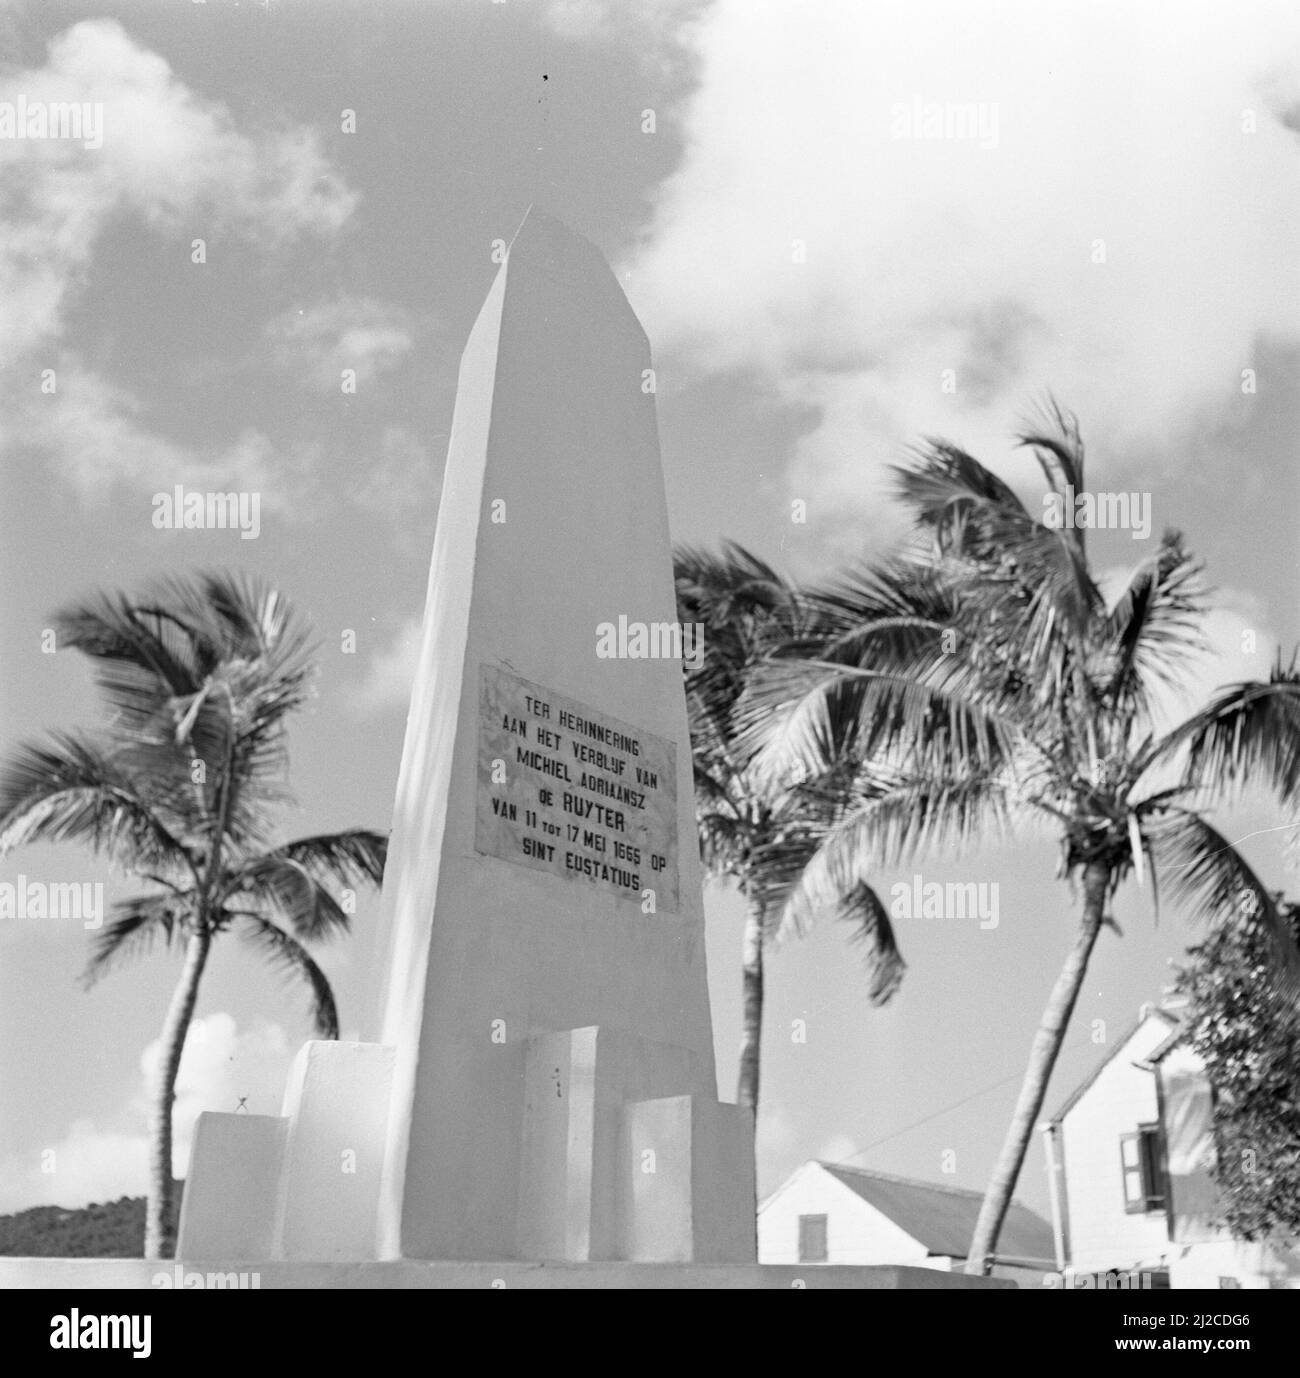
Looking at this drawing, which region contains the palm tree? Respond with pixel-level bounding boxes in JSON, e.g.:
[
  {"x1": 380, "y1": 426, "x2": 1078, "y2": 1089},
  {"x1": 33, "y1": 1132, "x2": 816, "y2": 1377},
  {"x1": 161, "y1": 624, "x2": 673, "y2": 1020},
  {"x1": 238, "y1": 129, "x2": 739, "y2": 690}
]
[
  {"x1": 742, "y1": 403, "x2": 1300, "y2": 1273},
  {"x1": 0, "y1": 571, "x2": 387, "y2": 1259},
  {"x1": 675, "y1": 542, "x2": 904, "y2": 1115}
]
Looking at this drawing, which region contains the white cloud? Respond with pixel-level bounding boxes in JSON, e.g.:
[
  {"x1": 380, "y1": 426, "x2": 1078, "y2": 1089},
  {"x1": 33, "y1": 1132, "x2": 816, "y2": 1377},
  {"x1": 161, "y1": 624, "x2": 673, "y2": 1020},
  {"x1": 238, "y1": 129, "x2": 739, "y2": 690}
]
[
  {"x1": 350, "y1": 617, "x2": 423, "y2": 713},
  {"x1": 2, "y1": 361, "x2": 307, "y2": 501},
  {"x1": 150, "y1": 1012, "x2": 293, "y2": 1133},
  {"x1": 814, "y1": 1132, "x2": 860, "y2": 1166},
  {"x1": 0, "y1": 20, "x2": 355, "y2": 507},
  {"x1": 753, "y1": 1096, "x2": 801, "y2": 1195},
  {"x1": 542, "y1": 0, "x2": 705, "y2": 50},
  {"x1": 267, "y1": 296, "x2": 415, "y2": 393},
  {"x1": 0, "y1": 20, "x2": 355, "y2": 361},
  {"x1": 348, "y1": 425, "x2": 442, "y2": 551},
  {"x1": 627, "y1": 0, "x2": 1300, "y2": 532},
  {"x1": 0, "y1": 1014, "x2": 293, "y2": 1212},
  {"x1": 1170, "y1": 590, "x2": 1279, "y2": 714}
]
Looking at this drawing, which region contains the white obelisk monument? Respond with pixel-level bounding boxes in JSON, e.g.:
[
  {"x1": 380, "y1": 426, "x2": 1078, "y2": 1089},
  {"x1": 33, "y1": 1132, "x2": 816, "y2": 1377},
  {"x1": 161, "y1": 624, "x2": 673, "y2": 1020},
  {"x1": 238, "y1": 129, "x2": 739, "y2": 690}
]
[
  {"x1": 178, "y1": 208, "x2": 755, "y2": 1267},
  {"x1": 370, "y1": 207, "x2": 753, "y2": 1261}
]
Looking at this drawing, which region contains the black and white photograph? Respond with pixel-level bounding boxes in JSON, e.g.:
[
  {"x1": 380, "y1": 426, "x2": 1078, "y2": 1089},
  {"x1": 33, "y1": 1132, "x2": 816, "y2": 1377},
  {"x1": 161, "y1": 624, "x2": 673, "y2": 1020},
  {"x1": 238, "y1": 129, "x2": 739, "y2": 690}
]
[{"x1": 0, "y1": 0, "x2": 1297, "y2": 1340}]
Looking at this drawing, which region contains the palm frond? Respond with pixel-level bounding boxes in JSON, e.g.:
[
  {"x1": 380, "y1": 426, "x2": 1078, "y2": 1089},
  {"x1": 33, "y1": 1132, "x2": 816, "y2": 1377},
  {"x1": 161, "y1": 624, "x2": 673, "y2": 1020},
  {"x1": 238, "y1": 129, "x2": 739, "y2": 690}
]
[
  {"x1": 677, "y1": 540, "x2": 806, "y2": 780},
  {"x1": 221, "y1": 854, "x2": 351, "y2": 942},
  {"x1": 725, "y1": 792, "x2": 906, "y2": 1004},
  {"x1": 1165, "y1": 659, "x2": 1300, "y2": 810},
  {"x1": 1141, "y1": 806, "x2": 1300, "y2": 989},
  {"x1": 892, "y1": 439, "x2": 1030, "y2": 539},
  {"x1": 1016, "y1": 395, "x2": 1085, "y2": 503},
  {"x1": 263, "y1": 829, "x2": 388, "y2": 890},
  {"x1": 740, "y1": 652, "x2": 1012, "y2": 795},
  {"x1": 54, "y1": 572, "x2": 318, "y2": 852},
  {"x1": 1098, "y1": 532, "x2": 1208, "y2": 719},
  {"x1": 731, "y1": 544, "x2": 1018, "y2": 790},
  {"x1": 54, "y1": 589, "x2": 203, "y2": 698},
  {"x1": 83, "y1": 892, "x2": 186, "y2": 985},
  {"x1": 836, "y1": 880, "x2": 907, "y2": 1005},
  {"x1": 236, "y1": 914, "x2": 339, "y2": 1037},
  {"x1": 0, "y1": 732, "x2": 195, "y2": 876},
  {"x1": 893, "y1": 434, "x2": 1101, "y2": 638},
  {"x1": 696, "y1": 807, "x2": 755, "y2": 881},
  {"x1": 772, "y1": 775, "x2": 1010, "y2": 945}
]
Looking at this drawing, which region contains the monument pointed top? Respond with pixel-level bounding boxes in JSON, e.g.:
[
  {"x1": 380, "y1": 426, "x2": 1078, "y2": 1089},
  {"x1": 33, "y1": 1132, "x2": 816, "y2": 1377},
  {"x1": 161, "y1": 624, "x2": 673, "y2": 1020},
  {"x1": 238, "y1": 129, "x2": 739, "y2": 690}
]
[
  {"x1": 504, "y1": 206, "x2": 637, "y2": 319},
  {"x1": 507, "y1": 202, "x2": 580, "y2": 250}
]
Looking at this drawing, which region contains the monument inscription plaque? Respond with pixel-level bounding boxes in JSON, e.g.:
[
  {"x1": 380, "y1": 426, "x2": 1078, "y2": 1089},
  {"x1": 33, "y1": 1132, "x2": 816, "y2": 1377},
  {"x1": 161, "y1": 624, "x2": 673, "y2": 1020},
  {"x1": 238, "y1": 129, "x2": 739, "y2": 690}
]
[{"x1": 476, "y1": 662, "x2": 679, "y2": 910}]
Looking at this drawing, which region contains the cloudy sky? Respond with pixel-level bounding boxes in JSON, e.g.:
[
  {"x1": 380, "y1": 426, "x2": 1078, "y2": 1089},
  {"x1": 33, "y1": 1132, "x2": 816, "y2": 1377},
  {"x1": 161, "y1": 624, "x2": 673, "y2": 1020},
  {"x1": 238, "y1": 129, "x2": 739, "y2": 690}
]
[{"x1": 1, "y1": 0, "x2": 1298, "y2": 1226}]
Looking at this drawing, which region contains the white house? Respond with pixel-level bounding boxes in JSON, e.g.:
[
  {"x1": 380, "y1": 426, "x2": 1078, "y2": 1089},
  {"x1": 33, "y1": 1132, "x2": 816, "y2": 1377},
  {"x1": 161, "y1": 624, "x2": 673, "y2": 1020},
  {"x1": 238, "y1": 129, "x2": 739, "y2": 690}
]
[
  {"x1": 1042, "y1": 1005, "x2": 1180, "y2": 1281},
  {"x1": 758, "y1": 1161, "x2": 1054, "y2": 1284},
  {"x1": 1043, "y1": 1000, "x2": 1300, "y2": 1289}
]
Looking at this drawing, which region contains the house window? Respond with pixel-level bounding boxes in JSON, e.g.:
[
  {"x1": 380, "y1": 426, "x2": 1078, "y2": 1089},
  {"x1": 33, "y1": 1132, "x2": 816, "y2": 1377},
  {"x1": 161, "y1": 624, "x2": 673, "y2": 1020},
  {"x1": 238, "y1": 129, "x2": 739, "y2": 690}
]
[
  {"x1": 1119, "y1": 1123, "x2": 1167, "y2": 1214},
  {"x1": 798, "y1": 1214, "x2": 828, "y2": 1263}
]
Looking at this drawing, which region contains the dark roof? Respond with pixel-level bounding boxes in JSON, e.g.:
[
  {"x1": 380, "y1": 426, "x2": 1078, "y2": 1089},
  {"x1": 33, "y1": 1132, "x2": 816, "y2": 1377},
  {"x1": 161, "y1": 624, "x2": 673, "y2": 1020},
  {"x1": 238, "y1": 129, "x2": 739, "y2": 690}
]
[
  {"x1": 1047, "y1": 1006, "x2": 1181, "y2": 1125},
  {"x1": 816, "y1": 1163, "x2": 1055, "y2": 1263}
]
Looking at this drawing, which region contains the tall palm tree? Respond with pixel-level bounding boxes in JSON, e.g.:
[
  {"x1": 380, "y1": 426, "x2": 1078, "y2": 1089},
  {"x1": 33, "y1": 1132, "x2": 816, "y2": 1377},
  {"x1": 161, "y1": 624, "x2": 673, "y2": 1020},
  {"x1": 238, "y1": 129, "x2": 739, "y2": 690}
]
[
  {"x1": 675, "y1": 542, "x2": 904, "y2": 1115},
  {"x1": 742, "y1": 404, "x2": 1300, "y2": 1273},
  {"x1": 0, "y1": 572, "x2": 387, "y2": 1259}
]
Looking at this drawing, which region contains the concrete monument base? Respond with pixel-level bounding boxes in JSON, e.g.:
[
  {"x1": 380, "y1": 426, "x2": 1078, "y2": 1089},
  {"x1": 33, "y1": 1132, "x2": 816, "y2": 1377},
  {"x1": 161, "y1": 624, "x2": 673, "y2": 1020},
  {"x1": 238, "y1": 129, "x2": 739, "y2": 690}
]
[
  {"x1": 0, "y1": 1258, "x2": 1016, "y2": 1290},
  {"x1": 176, "y1": 1032, "x2": 754, "y2": 1265}
]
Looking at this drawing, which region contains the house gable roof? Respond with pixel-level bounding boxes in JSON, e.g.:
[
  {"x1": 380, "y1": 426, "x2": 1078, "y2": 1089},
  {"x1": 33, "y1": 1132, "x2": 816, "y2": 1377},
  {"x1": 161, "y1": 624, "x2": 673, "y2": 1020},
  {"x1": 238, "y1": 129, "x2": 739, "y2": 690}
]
[
  {"x1": 1047, "y1": 1007, "x2": 1180, "y2": 1126},
  {"x1": 814, "y1": 1162, "x2": 1055, "y2": 1263},
  {"x1": 1144, "y1": 1026, "x2": 1189, "y2": 1064}
]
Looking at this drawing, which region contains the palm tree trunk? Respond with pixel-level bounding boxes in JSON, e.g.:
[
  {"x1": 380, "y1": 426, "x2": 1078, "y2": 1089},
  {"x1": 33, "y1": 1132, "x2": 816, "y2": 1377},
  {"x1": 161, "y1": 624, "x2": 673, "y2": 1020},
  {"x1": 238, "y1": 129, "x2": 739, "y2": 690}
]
[
  {"x1": 145, "y1": 927, "x2": 211, "y2": 1259},
  {"x1": 965, "y1": 859, "x2": 1110, "y2": 1275},
  {"x1": 736, "y1": 899, "x2": 764, "y2": 1111}
]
